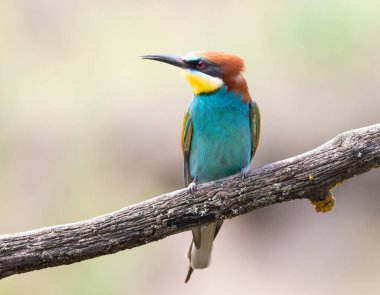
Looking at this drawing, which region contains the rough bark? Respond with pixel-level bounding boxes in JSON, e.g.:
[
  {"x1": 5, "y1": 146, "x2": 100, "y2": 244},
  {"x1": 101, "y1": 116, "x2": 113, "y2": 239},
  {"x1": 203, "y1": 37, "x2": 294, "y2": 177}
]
[{"x1": 0, "y1": 124, "x2": 379, "y2": 279}]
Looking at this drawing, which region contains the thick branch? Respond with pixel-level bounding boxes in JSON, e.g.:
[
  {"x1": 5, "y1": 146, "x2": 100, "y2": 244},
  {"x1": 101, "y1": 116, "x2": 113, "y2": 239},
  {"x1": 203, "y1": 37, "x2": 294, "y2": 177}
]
[{"x1": 0, "y1": 124, "x2": 379, "y2": 279}]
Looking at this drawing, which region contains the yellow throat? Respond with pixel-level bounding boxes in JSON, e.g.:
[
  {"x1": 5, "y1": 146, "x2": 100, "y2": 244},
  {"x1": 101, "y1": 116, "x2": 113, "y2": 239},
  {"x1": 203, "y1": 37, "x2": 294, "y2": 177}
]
[{"x1": 182, "y1": 70, "x2": 224, "y2": 95}]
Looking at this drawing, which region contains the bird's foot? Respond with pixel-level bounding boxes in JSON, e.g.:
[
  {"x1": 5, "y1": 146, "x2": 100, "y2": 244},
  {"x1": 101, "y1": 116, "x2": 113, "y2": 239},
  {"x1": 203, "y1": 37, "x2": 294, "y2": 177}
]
[
  {"x1": 188, "y1": 178, "x2": 198, "y2": 193},
  {"x1": 309, "y1": 190, "x2": 336, "y2": 213},
  {"x1": 240, "y1": 166, "x2": 250, "y2": 179}
]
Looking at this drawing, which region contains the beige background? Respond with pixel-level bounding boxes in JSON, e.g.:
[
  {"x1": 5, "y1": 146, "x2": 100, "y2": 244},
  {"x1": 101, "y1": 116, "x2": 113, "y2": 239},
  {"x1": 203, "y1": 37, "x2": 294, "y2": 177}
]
[{"x1": 0, "y1": 0, "x2": 379, "y2": 294}]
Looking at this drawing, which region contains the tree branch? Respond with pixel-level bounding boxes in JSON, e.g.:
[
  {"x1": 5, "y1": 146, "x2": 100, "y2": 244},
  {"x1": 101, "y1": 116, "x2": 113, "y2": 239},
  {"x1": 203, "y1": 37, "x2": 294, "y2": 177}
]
[{"x1": 0, "y1": 124, "x2": 379, "y2": 279}]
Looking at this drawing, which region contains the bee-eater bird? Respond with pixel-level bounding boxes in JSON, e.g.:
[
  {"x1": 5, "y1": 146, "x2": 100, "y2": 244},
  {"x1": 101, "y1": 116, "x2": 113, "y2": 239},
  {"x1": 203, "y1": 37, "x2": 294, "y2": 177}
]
[{"x1": 142, "y1": 51, "x2": 260, "y2": 283}]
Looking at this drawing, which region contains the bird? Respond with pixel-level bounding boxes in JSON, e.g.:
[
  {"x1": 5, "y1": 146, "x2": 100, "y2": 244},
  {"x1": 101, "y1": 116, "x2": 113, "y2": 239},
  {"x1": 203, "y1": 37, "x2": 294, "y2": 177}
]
[{"x1": 142, "y1": 51, "x2": 260, "y2": 283}]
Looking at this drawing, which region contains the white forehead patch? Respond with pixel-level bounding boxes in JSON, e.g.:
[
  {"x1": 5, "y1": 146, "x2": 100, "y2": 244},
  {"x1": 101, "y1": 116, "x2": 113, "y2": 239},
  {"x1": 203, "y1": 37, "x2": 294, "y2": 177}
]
[{"x1": 183, "y1": 52, "x2": 201, "y2": 62}]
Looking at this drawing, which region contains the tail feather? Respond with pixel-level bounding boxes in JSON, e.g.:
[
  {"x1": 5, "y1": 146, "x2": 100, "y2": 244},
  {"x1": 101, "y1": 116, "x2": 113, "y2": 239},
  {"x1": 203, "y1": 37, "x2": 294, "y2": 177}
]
[
  {"x1": 185, "y1": 221, "x2": 223, "y2": 283},
  {"x1": 184, "y1": 266, "x2": 193, "y2": 283},
  {"x1": 190, "y1": 223, "x2": 216, "y2": 269}
]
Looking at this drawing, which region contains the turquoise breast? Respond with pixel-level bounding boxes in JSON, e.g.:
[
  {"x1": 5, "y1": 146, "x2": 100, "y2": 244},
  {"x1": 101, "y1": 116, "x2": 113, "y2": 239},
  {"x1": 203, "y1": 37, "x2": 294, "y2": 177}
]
[{"x1": 189, "y1": 87, "x2": 251, "y2": 183}]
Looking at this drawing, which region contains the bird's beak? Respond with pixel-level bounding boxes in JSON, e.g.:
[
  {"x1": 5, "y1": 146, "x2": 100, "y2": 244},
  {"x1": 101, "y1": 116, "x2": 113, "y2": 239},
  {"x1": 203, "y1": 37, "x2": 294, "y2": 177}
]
[{"x1": 141, "y1": 54, "x2": 186, "y2": 69}]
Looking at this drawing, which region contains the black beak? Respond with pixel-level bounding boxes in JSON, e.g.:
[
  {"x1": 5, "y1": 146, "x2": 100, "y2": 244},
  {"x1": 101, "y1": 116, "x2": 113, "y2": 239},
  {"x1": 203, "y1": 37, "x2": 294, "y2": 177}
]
[{"x1": 141, "y1": 54, "x2": 186, "y2": 69}]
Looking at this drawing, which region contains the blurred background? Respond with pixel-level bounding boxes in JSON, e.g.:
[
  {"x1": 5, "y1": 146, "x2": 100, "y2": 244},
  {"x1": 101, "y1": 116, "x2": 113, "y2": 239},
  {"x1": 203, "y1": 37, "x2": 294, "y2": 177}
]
[{"x1": 0, "y1": 0, "x2": 379, "y2": 294}]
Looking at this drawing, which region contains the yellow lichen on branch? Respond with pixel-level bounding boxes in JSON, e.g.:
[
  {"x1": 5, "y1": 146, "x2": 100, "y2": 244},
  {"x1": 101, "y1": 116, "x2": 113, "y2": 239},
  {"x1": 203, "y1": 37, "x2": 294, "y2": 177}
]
[{"x1": 310, "y1": 191, "x2": 336, "y2": 213}]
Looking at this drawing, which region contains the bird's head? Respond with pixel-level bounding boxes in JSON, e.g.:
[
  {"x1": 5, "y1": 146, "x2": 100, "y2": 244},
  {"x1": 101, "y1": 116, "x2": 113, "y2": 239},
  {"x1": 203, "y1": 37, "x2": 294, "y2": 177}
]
[{"x1": 142, "y1": 51, "x2": 251, "y2": 103}]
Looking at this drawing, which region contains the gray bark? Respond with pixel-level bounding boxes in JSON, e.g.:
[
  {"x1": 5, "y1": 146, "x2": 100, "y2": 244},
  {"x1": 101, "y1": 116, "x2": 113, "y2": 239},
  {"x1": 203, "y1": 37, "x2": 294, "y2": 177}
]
[{"x1": 0, "y1": 123, "x2": 379, "y2": 279}]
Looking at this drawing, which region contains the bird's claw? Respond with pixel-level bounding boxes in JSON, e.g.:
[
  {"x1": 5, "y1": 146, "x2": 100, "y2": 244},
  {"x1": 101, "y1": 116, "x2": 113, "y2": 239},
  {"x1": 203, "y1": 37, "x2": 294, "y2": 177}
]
[
  {"x1": 240, "y1": 166, "x2": 250, "y2": 179},
  {"x1": 188, "y1": 179, "x2": 198, "y2": 193}
]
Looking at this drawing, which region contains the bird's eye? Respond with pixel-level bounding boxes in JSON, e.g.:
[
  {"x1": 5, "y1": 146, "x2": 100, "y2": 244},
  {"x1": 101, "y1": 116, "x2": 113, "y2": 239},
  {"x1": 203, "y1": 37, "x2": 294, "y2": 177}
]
[{"x1": 196, "y1": 60, "x2": 207, "y2": 70}]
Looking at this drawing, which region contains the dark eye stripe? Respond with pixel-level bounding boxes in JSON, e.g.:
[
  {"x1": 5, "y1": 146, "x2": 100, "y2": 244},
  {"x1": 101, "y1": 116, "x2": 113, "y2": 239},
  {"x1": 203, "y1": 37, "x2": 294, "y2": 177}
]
[
  {"x1": 184, "y1": 59, "x2": 223, "y2": 78},
  {"x1": 186, "y1": 60, "x2": 204, "y2": 69}
]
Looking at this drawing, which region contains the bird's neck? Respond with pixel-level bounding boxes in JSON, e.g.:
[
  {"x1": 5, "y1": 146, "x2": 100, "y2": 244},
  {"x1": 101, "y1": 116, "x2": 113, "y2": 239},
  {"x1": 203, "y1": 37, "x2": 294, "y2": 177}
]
[{"x1": 191, "y1": 87, "x2": 246, "y2": 108}]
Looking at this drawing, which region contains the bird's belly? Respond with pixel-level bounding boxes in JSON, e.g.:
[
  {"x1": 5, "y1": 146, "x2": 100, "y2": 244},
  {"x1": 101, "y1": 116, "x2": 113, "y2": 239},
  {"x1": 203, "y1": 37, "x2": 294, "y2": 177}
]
[
  {"x1": 188, "y1": 89, "x2": 251, "y2": 184},
  {"x1": 189, "y1": 128, "x2": 251, "y2": 183}
]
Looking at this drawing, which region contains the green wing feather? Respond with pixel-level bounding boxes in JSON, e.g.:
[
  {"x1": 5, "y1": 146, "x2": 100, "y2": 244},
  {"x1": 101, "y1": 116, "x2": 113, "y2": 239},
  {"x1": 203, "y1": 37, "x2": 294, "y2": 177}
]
[
  {"x1": 181, "y1": 110, "x2": 193, "y2": 186},
  {"x1": 249, "y1": 101, "x2": 261, "y2": 160}
]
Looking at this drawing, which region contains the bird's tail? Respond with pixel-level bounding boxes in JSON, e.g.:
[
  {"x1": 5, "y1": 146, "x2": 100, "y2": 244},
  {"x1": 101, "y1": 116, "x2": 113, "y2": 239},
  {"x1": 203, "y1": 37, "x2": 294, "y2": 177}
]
[{"x1": 185, "y1": 221, "x2": 223, "y2": 283}]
